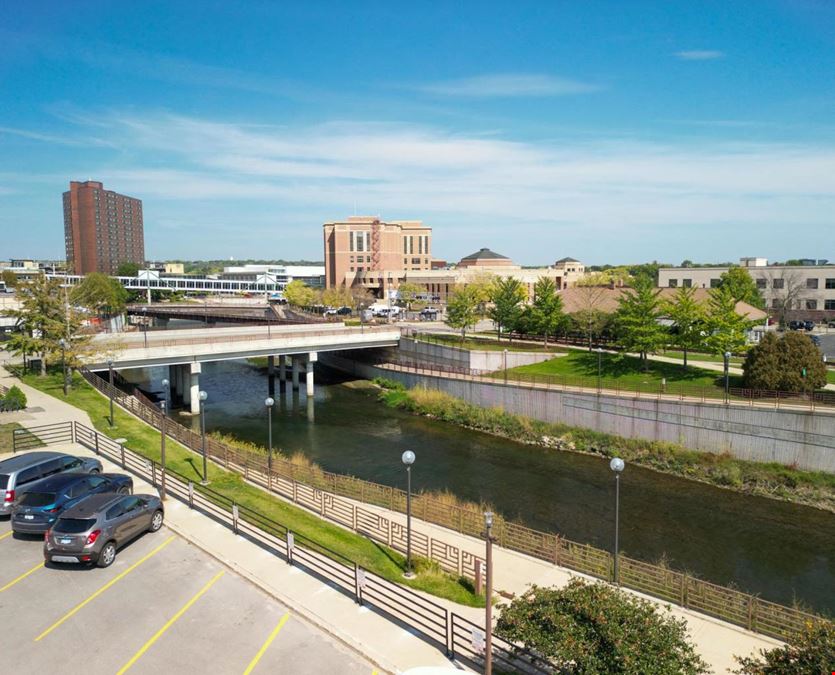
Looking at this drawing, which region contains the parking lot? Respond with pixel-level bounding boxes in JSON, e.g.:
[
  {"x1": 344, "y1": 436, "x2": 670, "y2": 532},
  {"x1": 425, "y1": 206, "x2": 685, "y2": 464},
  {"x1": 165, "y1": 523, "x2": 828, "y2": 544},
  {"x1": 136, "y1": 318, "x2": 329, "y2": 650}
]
[{"x1": 0, "y1": 519, "x2": 374, "y2": 674}]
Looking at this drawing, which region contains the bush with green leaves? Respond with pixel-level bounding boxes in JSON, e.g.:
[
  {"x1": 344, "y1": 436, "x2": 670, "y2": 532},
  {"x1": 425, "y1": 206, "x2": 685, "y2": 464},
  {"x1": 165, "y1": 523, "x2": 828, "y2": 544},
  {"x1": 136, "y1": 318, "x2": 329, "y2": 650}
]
[
  {"x1": 0, "y1": 385, "x2": 27, "y2": 412},
  {"x1": 734, "y1": 620, "x2": 834, "y2": 674},
  {"x1": 496, "y1": 579, "x2": 709, "y2": 674},
  {"x1": 743, "y1": 332, "x2": 826, "y2": 393}
]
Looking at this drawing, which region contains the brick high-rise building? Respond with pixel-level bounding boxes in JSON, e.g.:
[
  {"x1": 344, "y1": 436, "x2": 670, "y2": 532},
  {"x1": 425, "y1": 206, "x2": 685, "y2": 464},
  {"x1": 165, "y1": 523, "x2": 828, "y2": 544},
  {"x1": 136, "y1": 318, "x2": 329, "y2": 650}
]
[
  {"x1": 63, "y1": 180, "x2": 145, "y2": 275},
  {"x1": 323, "y1": 216, "x2": 432, "y2": 289}
]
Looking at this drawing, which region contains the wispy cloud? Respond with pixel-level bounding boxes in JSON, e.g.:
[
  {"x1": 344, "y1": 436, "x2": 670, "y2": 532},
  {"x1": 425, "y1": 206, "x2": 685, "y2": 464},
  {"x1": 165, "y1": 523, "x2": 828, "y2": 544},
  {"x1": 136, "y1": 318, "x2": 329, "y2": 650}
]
[
  {"x1": 413, "y1": 73, "x2": 601, "y2": 97},
  {"x1": 675, "y1": 50, "x2": 724, "y2": 61}
]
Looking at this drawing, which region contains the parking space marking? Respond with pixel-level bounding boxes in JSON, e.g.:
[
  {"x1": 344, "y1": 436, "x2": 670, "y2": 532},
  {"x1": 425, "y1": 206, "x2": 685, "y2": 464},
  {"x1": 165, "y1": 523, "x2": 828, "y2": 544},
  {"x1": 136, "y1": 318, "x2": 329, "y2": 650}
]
[
  {"x1": 0, "y1": 530, "x2": 13, "y2": 541},
  {"x1": 115, "y1": 569, "x2": 225, "y2": 675},
  {"x1": 0, "y1": 561, "x2": 44, "y2": 592},
  {"x1": 242, "y1": 611, "x2": 291, "y2": 675},
  {"x1": 34, "y1": 534, "x2": 175, "y2": 642}
]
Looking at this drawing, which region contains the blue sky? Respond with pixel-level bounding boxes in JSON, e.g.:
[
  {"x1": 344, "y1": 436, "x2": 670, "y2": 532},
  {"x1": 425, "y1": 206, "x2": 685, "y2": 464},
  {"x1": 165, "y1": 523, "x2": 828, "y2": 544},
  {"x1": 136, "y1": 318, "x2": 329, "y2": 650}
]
[{"x1": 1, "y1": 1, "x2": 834, "y2": 265}]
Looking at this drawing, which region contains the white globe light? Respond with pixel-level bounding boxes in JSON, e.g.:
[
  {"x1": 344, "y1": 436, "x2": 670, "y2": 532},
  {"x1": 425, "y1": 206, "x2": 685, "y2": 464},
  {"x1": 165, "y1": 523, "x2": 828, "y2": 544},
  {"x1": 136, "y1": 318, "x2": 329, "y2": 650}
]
[
  {"x1": 401, "y1": 450, "x2": 416, "y2": 466},
  {"x1": 610, "y1": 457, "x2": 625, "y2": 473},
  {"x1": 161, "y1": 379, "x2": 169, "y2": 388},
  {"x1": 265, "y1": 397, "x2": 275, "y2": 407},
  {"x1": 199, "y1": 390, "x2": 208, "y2": 401}
]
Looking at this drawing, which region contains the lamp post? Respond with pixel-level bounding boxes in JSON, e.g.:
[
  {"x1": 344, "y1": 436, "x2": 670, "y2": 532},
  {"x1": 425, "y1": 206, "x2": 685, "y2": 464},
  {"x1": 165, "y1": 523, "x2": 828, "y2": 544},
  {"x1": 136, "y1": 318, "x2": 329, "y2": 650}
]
[
  {"x1": 609, "y1": 457, "x2": 625, "y2": 584},
  {"x1": 160, "y1": 379, "x2": 169, "y2": 501},
  {"x1": 484, "y1": 511, "x2": 495, "y2": 675},
  {"x1": 265, "y1": 397, "x2": 275, "y2": 474},
  {"x1": 596, "y1": 347, "x2": 604, "y2": 391},
  {"x1": 723, "y1": 351, "x2": 731, "y2": 401},
  {"x1": 142, "y1": 306, "x2": 148, "y2": 349},
  {"x1": 401, "y1": 450, "x2": 416, "y2": 578},
  {"x1": 58, "y1": 338, "x2": 68, "y2": 396},
  {"x1": 107, "y1": 359, "x2": 115, "y2": 426},
  {"x1": 199, "y1": 390, "x2": 209, "y2": 484}
]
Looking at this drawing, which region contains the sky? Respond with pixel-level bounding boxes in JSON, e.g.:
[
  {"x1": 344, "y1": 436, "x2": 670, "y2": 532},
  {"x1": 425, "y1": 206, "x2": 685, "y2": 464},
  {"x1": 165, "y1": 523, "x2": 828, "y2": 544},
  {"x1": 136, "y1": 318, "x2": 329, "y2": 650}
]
[{"x1": 1, "y1": 1, "x2": 834, "y2": 266}]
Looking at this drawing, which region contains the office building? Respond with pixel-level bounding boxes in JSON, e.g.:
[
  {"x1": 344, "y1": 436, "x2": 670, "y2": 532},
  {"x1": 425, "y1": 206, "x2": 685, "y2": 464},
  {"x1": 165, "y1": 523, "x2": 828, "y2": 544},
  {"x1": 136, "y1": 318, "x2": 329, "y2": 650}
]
[
  {"x1": 63, "y1": 180, "x2": 145, "y2": 275},
  {"x1": 323, "y1": 216, "x2": 432, "y2": 288}
]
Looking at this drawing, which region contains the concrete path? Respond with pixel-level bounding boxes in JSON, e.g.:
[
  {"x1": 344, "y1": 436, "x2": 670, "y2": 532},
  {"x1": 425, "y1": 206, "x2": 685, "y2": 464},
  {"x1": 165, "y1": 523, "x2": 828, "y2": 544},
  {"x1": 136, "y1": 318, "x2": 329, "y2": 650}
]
[{"x1": 0, "y1": 360, "x2": 783, "y2": 673}]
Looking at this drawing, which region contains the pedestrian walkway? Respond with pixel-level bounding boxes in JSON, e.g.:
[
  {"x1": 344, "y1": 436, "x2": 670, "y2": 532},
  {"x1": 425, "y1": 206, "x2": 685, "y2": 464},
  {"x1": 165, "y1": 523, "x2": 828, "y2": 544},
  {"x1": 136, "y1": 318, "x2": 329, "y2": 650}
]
[{"x1": 0, "y1": 360, "x2": 782, "y2": 673}]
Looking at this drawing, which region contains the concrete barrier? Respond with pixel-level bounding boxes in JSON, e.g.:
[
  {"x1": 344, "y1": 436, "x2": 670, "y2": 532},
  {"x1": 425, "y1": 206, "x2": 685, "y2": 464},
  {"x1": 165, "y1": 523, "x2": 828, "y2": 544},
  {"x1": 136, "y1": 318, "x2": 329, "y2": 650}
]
[{"x1": 398, "y1": 337, "x2": 554, "y2": 372}]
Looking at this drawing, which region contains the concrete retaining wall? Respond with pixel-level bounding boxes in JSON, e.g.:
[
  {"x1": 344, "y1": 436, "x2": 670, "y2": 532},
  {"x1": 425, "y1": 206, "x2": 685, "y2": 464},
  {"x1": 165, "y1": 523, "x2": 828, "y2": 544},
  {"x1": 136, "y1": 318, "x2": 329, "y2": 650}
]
[
  {"x1": 324, "y1": 355, "x2": 835, "y2": 474},
  {"x1": 398, "y1": 338, "x2": 554, "y2": 372}
]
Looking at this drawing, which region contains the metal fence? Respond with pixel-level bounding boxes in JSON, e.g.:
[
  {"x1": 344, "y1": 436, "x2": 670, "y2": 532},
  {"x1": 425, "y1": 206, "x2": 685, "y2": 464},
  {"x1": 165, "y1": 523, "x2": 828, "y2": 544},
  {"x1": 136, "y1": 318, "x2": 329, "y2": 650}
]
[
  {"x1": 78, "y1": 368, "x2": 829, "y2": 642},
  {"x1": 25, "y1": 418, "x2": 555, "y2": 672},
  {"x1": 12, "y1": 422, "x2": 72, "y2": 451}
]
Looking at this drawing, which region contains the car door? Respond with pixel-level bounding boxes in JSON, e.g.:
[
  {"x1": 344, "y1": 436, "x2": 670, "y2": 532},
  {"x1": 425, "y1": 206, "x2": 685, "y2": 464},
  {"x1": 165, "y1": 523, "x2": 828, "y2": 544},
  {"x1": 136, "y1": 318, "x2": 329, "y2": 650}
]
[
  {"x1": 64, "y1": 478, "x2": 93, "y2": 509},
  {"x1": 105, "y1": 499, "x2": 131, "y2": 545},
  {"x1": 119, "y1": 496, "x2": 146, "y2": 540},
  {"x1": 60, "y1": 456, "x2": 84, "y2": 474},
  {"x1": 86, "y1": 475, "x2": 110, "y2": 495}
]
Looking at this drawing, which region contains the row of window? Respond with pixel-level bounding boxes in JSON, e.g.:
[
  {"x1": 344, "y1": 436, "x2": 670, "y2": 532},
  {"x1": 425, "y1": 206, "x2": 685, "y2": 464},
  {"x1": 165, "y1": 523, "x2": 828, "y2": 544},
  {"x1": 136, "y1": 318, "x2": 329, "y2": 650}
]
[
  {"x1": 403, "y1": 235, "x2": 430, "y2": 255},
  {"x1": 668, "y1": 277, "x2": 835, "y2": 290},
  {"x1": 777, "y1": 299, "x2": 835, "y2": 310}
]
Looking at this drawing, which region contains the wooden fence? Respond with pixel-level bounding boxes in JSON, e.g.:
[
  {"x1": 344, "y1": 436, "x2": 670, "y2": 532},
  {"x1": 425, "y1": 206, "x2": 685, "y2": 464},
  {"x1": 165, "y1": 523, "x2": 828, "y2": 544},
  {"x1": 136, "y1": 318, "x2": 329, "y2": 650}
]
[{"x1": 80, "y1": 368, "x2": 828, "y2": 642}]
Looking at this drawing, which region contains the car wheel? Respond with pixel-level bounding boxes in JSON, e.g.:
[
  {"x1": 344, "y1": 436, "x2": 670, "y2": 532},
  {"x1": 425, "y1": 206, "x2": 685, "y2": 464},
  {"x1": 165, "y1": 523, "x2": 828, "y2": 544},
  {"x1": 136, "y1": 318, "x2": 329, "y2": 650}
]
[
  {"x1": 97, "y1": 541, "x2": 117, "y2": 568},
  {"x1": 90, "y1": 468, "x2": 100, "y2": 474},
  {"x1": 149, "y1": 510, "x2": 164, "y2": 532},
  {"x1": 117, "y1": 486, "x2": 130, "y2": 495}
]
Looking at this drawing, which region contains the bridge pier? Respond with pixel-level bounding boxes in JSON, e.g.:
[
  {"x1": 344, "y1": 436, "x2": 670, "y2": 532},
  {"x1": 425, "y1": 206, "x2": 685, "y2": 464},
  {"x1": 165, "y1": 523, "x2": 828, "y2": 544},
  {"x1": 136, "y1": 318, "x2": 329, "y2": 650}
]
[
  {"x1": 279, "y1": 355, "x2": 287, "y2": 382},
  {"x1": 189, "y1": 363, "x2": 202, "y2": 415},
  {"x1": 267, "y1": 355, "x2": 275, "y2": 397},
  {"x1": 180, "y1": 364, "x2": 191, "y2": 407},
  {"x1": 305, "y1": 352, "x2": 317, "y2": 398},
  {"x1": 292, "y1": 356, "x2": 300, "y2": 391}
]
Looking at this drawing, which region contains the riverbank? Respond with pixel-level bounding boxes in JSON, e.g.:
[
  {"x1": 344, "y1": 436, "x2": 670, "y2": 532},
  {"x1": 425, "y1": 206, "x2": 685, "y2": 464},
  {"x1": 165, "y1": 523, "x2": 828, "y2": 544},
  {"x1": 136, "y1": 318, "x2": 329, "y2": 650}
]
[{"x1": 376, "y1": 378, "x2": 835, "y2": 513}]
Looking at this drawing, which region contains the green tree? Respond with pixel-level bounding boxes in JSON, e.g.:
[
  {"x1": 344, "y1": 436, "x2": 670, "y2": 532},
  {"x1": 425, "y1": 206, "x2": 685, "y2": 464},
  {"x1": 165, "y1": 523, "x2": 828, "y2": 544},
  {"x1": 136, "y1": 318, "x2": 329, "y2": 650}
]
[
  {"x1": 705, "y1": 286, "x2": 753, "y2": 356},
  {"x1": 488, "y1": 277, "x2": 526, "y2": 340},
  {"x1": 445, "y1": 285, "x2": 480, "y2": 340},
  {"x1": 719, "y1": 267, "x2": 764, "y2": 309},
  {"x1": 496, "y1": 579, "x2": 709, "y2": 675},
  {"x1": 0, "y1": 385, "x2": 27, "y2": 411},
  {"x1": 734, "y1": 620, "x2": 834, "y2": 674},
  {"x1": 1, "y1": 269, "x2": 18, "y2": 289},
  {"x1": 71, "y1": 272, "x2": 129, "y2": 317},
  {"x1": 116, "y1": 262, "x2": 141, "y2": 276},
  {"x1": 283, "y1": 280, "x2": 318, "y2": 308},
  {"x1": 321, "y1": 287, "x2": 352, "y2": 308},
  {"x1": 3, "y1": 276, "x2": 65, "y2": 375},
  {"x1": 664, "y1": 285, "x2": 706, "y2": 368},
  {"x1": 571, "y1": 283, "x2": 610, "y2": 350},
  {"x1": 396, "y1": 282, "x2": 423, "y2": 311},
  {"x1": 615, "y1": 275, "x2": 667, "y2": 369},
  {"x1": 743, "y1": 331, "x2": 827, "y2": 393},
  {"x1": 530, "y1": 277, "x2": 567, "y2": 347}
]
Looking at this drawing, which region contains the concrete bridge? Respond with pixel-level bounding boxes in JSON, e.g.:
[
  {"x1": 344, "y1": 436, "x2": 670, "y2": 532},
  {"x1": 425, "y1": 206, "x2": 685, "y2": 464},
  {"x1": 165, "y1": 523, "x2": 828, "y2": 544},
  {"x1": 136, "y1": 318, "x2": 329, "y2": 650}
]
[
  {"x1": 126, "y1": 303, "x2": 281, "y2": 325},
  {"x1": 87, "y1": 324, "x2": 400, "y2": 413}
]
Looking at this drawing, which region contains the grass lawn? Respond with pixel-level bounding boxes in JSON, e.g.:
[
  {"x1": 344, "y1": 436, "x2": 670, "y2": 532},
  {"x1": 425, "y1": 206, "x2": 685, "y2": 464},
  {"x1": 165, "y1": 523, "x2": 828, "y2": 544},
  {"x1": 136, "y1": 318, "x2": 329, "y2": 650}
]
[
  {"x1": 17, "y1": 368, "x2": 483, "y2": 607},
  {"x1": 493, "y1": 350, "x2": 741, "y2": 397},
  {"x1": 657, "y1": 349, "x2": 745, "y2": 366},
  {"x1": 423, "y1": 333, "x2": 567, "y2": 353},
  {"x1": 828, "y1": 368, "x2": 835, "y2": 385},
  {"x1": 0, "y1": 422, "x2": 24, "y2": 454}
]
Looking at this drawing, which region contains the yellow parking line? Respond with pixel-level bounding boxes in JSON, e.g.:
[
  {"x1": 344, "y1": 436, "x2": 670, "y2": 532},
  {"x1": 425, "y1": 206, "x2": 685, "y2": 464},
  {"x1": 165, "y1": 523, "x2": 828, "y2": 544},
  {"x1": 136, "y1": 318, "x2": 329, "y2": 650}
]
[
  {"x1": 0, "y1": 530, "x2": 13, "y2": 541},
  {"x1": 0, "y1": 561, "x2": 44, "y2": 592},
  {"x1": 35, "y1": 535, "x2": 175, "y2": 642},
  {"x1": 242, "y1": 612, "x2": 291, "y2": 675},
  {"x1": 116, "y1": 569, "x2": 225, "y2": 675}
]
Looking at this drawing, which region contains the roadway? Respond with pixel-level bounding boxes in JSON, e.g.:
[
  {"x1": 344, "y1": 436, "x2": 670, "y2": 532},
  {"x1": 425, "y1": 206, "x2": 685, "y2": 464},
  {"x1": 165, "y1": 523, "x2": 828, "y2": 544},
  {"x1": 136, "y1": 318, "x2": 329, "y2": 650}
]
[{"x1": 0, "y1": 521, "x2": 374, "y2": 674}]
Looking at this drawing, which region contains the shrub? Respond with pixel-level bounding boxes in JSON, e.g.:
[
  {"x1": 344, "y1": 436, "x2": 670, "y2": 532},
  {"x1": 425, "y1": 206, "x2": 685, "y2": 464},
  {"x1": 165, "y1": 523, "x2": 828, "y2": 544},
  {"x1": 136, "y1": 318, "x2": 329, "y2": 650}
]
[
  {"x1": 743, "y1": 332, "x2": 826, "y2": 393},
  {"x1": 734, "y1": 620, "x2": 835, "y2": 674},
  {"x1": 0, "y1": 386, "x2": 27, "y2": 411},
  {"x1": 496, "y1": 579, "x2": 709, "y2": 674}
]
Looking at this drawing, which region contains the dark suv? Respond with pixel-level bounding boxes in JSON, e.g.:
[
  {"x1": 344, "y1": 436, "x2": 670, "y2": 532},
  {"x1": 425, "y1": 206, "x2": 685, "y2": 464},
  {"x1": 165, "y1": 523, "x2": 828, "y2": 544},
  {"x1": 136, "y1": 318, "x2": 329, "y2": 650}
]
[
  {"x1": 45, "y1": 493, "x2": 164, "y2": 567},
  {"x1": 11, "y1": 473, "x2": 133, "y2": 534}
]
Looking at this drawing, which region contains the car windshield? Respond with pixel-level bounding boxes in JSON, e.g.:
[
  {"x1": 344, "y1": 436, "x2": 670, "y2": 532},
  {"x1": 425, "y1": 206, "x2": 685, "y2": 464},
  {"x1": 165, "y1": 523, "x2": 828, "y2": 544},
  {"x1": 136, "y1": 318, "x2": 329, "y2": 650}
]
[
  {"x1": 0, "y1": 474, "x2": 8, "y2": 490},
  {"x1": 53, "y1": 518, "x2": 96, "y2": 533},
  {"x1": 19, "y1": 492, "x2": 56, "y2": 507}
]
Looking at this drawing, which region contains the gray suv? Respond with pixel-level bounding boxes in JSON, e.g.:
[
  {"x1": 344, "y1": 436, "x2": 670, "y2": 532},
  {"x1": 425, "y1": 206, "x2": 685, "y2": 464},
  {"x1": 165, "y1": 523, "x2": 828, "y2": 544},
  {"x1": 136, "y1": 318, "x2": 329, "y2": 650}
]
[
  {"x1": 44, "y1": 493, "x2": 164, "y2": 568},
  {"x1": 0, "y1": 452, "x2": 102, "y2": 516}
]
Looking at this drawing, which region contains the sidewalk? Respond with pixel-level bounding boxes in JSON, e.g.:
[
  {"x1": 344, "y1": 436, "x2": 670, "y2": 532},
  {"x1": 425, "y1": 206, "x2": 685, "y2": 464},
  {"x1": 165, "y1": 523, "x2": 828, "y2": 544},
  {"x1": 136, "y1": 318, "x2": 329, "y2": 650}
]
[{"x1": 0, "y1": 363, "x2": 782, "y2": 673}]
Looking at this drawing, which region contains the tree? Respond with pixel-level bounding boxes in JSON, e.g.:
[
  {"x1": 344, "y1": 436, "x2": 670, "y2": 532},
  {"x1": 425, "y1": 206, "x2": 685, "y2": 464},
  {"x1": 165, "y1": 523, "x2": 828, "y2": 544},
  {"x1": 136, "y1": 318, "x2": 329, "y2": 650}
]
[
  {"x1": 321, "y1": 287, "x2": 352, "y2": 308},
  {"x1": 0, "y1": 385, "x2": 27, "y2": 411},
  {"x1": 396, "y1": 282, "x2": 423, "y2": 311},
  {"x1": 530, "y1": 277, "x2": 568, "y2": 347},
  {"x1": 664, "y1": 285, "x2": 706, "y2": 368},
  {"x1": 349, "y1": 286, "x2": 376, "y2": 311},
  {"x1": 743, "y1": 331, "x2": 827, "y2": 393},
  {"x1": 757, "y1": 269, "x2": 806, "y2": 327},
  {"x1": 283, "y1": 280, "x2": 318, "y2": 308},
  {"x1": 720, "y1": 268, "x2": 764, "y2": 309},
  {"x1": 445, "y1": 285, "x2": 480, "y2": 340},
  {"x1": 615, "y1": 275, "x2": 667, "y2": 369},
  {"x1": 1, "y1": 269, "x2": 17, "y2": 289},
  {"x1": 734, "y1": 620, "x2": 834, "y2": 674},
  {"x1": 116, "y1": 262, "x2": 141, "y2": 276},
  {"x1": 704, "y1": 286, "x2": 753, "y2": 356},
  {"x1": 467, "y1": 271, "x2": 496, "y2": 314},
  {"x1": 71, "y1": 272, "x2": 129, "y2": 317},
  {"x1": 488, "y1": 277, "x2": 526, "y2": 340},
  {"x1": 496, "y1": 579, "x2": 709, "y2": 675},
  {"x1": 571, "y1": 283, "x2": 610, "y2": 350}
]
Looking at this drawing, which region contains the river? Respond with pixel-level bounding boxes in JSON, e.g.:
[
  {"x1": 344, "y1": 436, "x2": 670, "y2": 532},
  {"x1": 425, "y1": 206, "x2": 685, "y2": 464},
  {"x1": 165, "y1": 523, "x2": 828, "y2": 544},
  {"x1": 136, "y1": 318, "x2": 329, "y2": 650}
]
[{"x1": 121, "y1": 357, "x2": 835, "y2": 615}]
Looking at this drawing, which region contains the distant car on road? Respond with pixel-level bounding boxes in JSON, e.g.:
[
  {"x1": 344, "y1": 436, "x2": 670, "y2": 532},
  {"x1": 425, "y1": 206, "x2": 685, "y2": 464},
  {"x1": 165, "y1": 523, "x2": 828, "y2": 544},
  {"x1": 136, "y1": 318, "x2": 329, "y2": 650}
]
[
  {"x1": 45, "y1": 493, "x2": 164, "y2": 568},
  {"x1": 419, "y1": 307, "x2": 439, "y2": 321},
  {"x1": 336, "y1": 306, "x2": 352, "y2": 315},
  {"x1": 0, "y1": 452, "x2": 102, "y2": 517},
  {"x1": 11, "y1": 472, "x2": 133, "y2": 534}
]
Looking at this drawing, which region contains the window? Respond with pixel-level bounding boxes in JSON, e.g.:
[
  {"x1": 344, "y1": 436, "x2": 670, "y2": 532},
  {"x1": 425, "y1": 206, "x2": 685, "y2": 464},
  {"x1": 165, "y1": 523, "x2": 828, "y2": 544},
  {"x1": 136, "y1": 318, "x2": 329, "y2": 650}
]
[
  {"x1": 807, "y1": 278, "x2": 819, "y2": 289},
  {"x1": 806, "y1": 300, "x2": 818, "y2": 310},
  {"x1": 772, "y1": 278, "x2": 784, "y2": 289},
  {"x1": 668, "y1": 279, "x2": 678, "y2": 288},
  {"x1": 710, "y1": 278, "x2": 721, "y2": 288},
  {"x1": 62, "y1": 457, "x2": 83, "y2": 471},
  {"x1": 772, "y1": 299, "x2": 783, "y2": 309},
  {"x1": 682, "y1": 278, "x2": 692, "y2": 288},
  {"x1": 106, "y1": 503, "x2": 126, "y2": 520},
  {"x1": 68, "y1": 481, "x2": 90, "y2": 499},
  {"x1": 756, "y1": 278, "x2": 767, "y2": 289},
  {"x1": 826, "y1": 300, "x2": 835, "y2": 311},
  {"x1": 16, "y1": 466, "x2": 42, "y2": 486},
  {"x1": 411, "y1": 258, "x2": 421, "y2": 265},
  {"x1": 826, "y1": 278, "x2": 835, "y2": 289}
]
